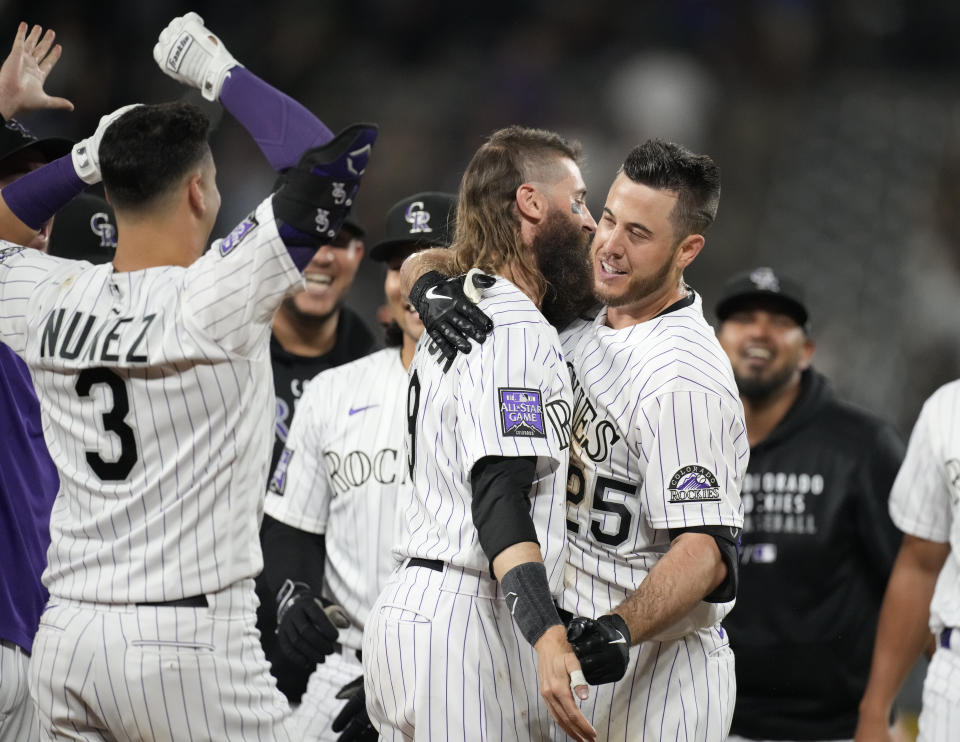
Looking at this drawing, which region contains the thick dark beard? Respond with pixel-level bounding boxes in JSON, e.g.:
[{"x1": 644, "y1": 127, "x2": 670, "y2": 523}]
[
  {"x1": 734, "y1": 365, "x2": 795, "y2": 403},
  {"x1": 534, "y1": 210, "x2": 594, "y2": 329}
]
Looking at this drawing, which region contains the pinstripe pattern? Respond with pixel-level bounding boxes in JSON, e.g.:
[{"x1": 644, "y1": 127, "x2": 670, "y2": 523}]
[
  {"x1": 287, "y1": 650, "x2": 362, "y2": 742},
  {"x1": 364, "y1": 563, "x2": 557, "y2": 742},
  {"x1": 397, "y1": 278, "x2": 570, "y2": 584},
  {"x1": 265, "y1": 347, "x2": 410, "y2": 652},
  {"x1": 365, "y1": 277, "x2": 571, "y2": 740},
  {"x1": 889, "y1": 380, "x2": 960, "y2": 634},
  {"x1": 0, "y1": 199, "x2": 302, "y2": 603},
  {"x1": 0, "y1": 640, "x2": 36, "y2": 742},
  {"x1": 556, "y1": 295, "x2": 745, "y2": 740},
  {"x1": 27, "y1": 579, "x2": 291, "y2": 741},
  {"x1": 919, "y1": 648, "x2": 960, "y2": 742},
  {"x1": 555, "y1": 626, "x2": 735, "y2": 742},
  {"x1": 888, "y1": 380, "x2": 960, "y2": 741},
  {"x1": 265, "y1": 348, "x2": 411, "y2": 739},
  {"x1": 0, "y1": 199, "x2": 305, "y2": 740}
]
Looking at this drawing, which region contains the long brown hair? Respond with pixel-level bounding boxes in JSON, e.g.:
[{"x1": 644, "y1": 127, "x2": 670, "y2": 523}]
[{"x1": 449, "y1": 125, "x2": 582, "y2": 306}]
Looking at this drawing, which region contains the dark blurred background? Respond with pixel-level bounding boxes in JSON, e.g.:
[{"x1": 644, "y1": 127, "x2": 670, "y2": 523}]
[{"x1": 6, "y1": 0, "x2": 960, "y2": 438}]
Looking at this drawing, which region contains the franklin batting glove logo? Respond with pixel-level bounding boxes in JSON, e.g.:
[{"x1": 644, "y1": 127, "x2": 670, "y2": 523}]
[
  {"x1": 167, "y1": 33, "x2": 192, "y2": 72},
  {"x1": 332, "y1": 182, "x2": 347, "y2": 205},
  {"x1": 668, "y1": 465, "x2": 721, "y2": 503},
  {"x1": 404, "y1": 201, "x2": 433, "y2": 235}
]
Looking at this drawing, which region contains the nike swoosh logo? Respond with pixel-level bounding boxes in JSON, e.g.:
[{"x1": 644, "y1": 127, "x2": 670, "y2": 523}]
[
  {"x1": 609, "y1": 631, "x2": 627, "y2": 645},
  {"x1": 348, "y1": 405, "x2": 379, "y2": 416},
  {"x1": 424, "y1": 286, "x2": 452, "y2": 302}
]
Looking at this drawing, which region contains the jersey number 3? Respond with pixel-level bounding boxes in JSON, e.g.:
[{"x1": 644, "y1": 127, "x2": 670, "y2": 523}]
[{"x1": 75, "y1": 367, "x2": 139, "y2": 481}]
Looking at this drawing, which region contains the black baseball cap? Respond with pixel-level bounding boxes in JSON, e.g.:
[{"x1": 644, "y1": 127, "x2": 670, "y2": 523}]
[
  {"x1": 0, "y1": 118, "x2": 73, "y2": 175},
  {"x1": 715, "y1": 267, "x2": 809, "y2": 329},
  {"x1": 48, "y1": 193, "x2": 117, "y2": 264},
  {"x1": 369, "y1": 191, "x2": 457, "y2": 262}
]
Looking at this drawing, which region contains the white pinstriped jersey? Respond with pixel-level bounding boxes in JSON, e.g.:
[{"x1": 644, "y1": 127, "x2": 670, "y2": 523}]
[
  {"x1": 397, "y1": 277, "x2": 571, "y2": 589},
  {"x1": 558, "y1": 294, "x2": 747, "y2": 626},
  {"x1": 0, "y1": 198, "x2": 302, "y2": 603},
  {"x1": 264, "y1": 346, "x2": 410, "y2": 651},
  {"x1": 889, "y1": 379, "x2": 960, "y2": 634}
]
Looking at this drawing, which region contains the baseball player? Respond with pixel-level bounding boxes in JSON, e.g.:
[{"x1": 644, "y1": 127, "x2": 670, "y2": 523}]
[
  {"x1": 364, "y1": 126, "x2": 598, "y2": 742},
  {"x1": 0, "y1": 13, "x2": 377, "y2": 740},
  {"x1": 855, "y1": 380, "x2": 960, "y2": 742},
  {"x1": 0, "y1": 23, "x2": 74, "y2": 742},
  {"x1": 260, "y1": 191, "x2": 457, "y2": 742},
  {"x1": 260, "y1": 216, "x2": 374, "y2": 705},
  {"x1": 556, "y1": 140, "x2": 745, "y2": 742}
]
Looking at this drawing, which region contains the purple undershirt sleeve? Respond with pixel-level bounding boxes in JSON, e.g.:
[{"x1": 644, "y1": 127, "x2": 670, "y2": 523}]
[
  {"x1": 218, "y1": 67, "x2": 334, "y2": 172},
  {"x1": 2, "y1": 156, "x2": 85, "y2": 231}
]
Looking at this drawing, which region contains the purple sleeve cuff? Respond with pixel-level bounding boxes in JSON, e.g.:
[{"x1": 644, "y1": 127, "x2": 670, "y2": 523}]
[
  {"x1": 219, "y1": 67, "x2": 333, "y2": 172},
  {"x1": 2, "y1": 156, "x2": 85, "y2": 231}
]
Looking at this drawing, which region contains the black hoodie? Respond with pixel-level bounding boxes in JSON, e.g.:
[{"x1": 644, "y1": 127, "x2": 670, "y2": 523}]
[{"x1": 727, "y1": 368, "x2": 904, "y2": 740}]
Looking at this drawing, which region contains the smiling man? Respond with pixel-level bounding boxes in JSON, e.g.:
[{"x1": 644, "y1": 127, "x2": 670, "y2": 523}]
[
  {"x1": 715, "y1": 268, "x2": 904, "y2": 742},
  {"x1": 259, "y1": 216, "x2": 376, "y2": 702},
  {"x1": 558, "y1": 140, "x2": 744, "y2": 742}
]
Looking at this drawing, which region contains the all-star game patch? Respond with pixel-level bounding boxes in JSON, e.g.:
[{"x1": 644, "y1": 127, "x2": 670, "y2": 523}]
[
  {"x1": 668, "y1": 465, "x2": 721, "y2": 503},
  {"x1": 498, "y1": 387, "x2": 546, "y2": 438},
  {"x1": 269, "y1": 447, "x2": 294, "y2": 495}
]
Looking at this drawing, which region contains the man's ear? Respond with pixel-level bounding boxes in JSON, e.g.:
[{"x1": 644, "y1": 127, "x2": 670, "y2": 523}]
[
  {"x1": 674, "y1": 233, "x2": 705, "y2": 272},
  {"x1": 186, "y1": 172, "x2": 205, "y2": 216},
  {"x1": 515, "y1": 183, "x2": 545, "y2": 222}
]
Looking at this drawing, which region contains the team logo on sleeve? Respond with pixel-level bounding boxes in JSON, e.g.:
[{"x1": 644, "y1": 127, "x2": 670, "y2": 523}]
[
  {"x1": 498, "y1": 388, "x2": 546, "y2": 438},
  {"x1": 0, "y1": 244, "x2": 25, "y2": 262},
  {"x1": 668, "y1": 465, "x2": 721, "y2": 503},
  {"x1": 269, "y1": 448, "x2": 295, "y2": 495},
  {"x1": 219, "y1": 214, "x2": 259, "y2": 257}
]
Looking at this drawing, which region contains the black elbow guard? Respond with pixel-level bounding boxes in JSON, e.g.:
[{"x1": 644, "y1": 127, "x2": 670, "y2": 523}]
[
  {"x1": 669, "y1": 525, "x2": 741, "y2": 603},
  {"x1": 471, "y1": 456, "x2": 539, "y2": 564}
]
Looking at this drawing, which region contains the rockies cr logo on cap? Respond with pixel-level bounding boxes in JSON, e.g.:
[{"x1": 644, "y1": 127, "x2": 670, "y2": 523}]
[
  {"x1": 404, "y1": 201, "x2": 433, "y2": 235},
  {"x1": 749, "y1": 267, "x2": 780, "y2": 292}
]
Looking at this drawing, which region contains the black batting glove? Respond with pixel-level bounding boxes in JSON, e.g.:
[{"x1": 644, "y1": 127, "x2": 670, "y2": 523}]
[
  {"x1": 409, "y1": 271, "x2": 495, "y2": 360},
  {"x1": 275, "y1": 579, "x2": 343, "y2": 668},
  {"x1": 332, "y1": 675, "x2": 377, "y2": 741},
  {"x1": 566, "y1": 613, "x2": 632, "y2": 685}
]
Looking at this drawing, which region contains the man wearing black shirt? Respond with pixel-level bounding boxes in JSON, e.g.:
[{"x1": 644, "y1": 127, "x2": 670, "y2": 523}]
[{"x1": 716, "y1": 267, "x2": 904, "y2": 742}]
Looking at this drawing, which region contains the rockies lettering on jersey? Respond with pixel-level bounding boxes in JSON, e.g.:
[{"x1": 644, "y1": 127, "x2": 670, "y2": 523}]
[
  {"x1": 554, "y1": 294, "x2": 744, "y2": 742},
  {"x1": 559, "y1": 295, "x2": 747, "y2": 628},
  {"x1": 265, "y1": 347, "x2": 411, "y2": 651}
]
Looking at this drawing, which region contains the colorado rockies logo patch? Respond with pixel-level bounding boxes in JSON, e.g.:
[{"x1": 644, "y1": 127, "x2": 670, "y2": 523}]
[
  {"x1": 498, "y1": 388, "x2": 546, "y2": 438},
  {"x1": 219, "y1": 214, "x2": 258, "y2": 257},
  {"x1": 269, "y1": 447, "x2": 295, "y2": 495},
  {"x1": 668, "y1": 465, "x2": 721, "y2": 503}
]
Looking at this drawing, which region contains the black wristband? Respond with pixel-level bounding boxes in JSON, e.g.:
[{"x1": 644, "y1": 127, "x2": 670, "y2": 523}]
[{"x1": 500, "y1": 561, "x2": 562, "y2": 646}]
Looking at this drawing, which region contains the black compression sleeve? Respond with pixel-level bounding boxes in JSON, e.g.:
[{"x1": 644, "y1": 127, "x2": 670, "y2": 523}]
[
  {"x1": 668, "y1": 525, "x2": 741, "y2": 603},
  {"x1": 260, "y1": 514, "x2": 327, "y2": 601},
  {"x1": 471, "y1": 456, "x2": 539, "y2": 565}
]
